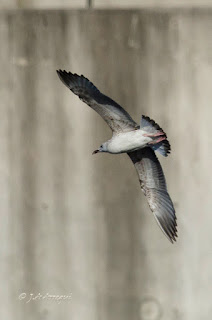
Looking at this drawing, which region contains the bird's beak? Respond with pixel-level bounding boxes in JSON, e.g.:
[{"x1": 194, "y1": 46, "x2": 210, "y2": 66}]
[{"x1": 92, "y1": 149, "x2": 99, "y2": 155}]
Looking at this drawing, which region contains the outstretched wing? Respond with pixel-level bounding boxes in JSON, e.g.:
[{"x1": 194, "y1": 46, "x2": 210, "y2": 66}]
[
  {"x1": 57, "y1": 70, "x2": 138, "y2": 133},
  {"x1": 128, "y1": 147, "x2": 177, "y2": 243}
]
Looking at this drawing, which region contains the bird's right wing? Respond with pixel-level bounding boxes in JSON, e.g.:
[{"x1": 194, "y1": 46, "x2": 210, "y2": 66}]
[
  {"x1": 128, "y1": 147, "x2": 177, "y2": 243},
  {"x1": 57, "y1": 70, "x2": 138, "y2": 134}
]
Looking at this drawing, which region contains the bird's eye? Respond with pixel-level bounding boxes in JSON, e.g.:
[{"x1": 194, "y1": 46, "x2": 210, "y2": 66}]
[{"x1": 100, "y1": 145, "x2": 103, "y2": 148}]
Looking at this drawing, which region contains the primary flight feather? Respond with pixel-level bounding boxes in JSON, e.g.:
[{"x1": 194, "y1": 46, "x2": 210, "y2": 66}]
[{"x1": 57, "y1": 70, "x2": 177, "y2": 243}]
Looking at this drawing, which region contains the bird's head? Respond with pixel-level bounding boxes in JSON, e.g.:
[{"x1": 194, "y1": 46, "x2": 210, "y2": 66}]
[{"x1": 92, "y1": 142, "x2": 108, "y2": 155}]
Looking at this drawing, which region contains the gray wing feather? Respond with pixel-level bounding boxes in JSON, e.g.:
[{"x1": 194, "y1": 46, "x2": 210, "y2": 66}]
[
  {"x1": 128, "y1": 147, "x2": 177, "y2": 243},
  {"x1": 57, "y1": 70, "x2": 138, "y2": 133}
]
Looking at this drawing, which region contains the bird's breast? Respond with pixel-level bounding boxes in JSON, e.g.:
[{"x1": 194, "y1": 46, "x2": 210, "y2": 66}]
[{"x1": 107, "y1": 130, "x2": 151, "y2": 154}]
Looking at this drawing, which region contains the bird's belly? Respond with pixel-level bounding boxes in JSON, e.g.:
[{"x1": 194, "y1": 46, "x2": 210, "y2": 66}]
[{"x1": 108, "y1": 130, "x2": 151, "y2": 154}]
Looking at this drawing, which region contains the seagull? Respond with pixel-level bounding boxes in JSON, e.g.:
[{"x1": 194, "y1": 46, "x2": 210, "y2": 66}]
[{"x1": 57, "y1": 70, "x2": 177, "y2": 243}]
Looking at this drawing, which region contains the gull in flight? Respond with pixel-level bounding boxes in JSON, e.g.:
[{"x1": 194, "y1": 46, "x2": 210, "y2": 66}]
[{"x1": 57, "y1": 70, "x2": 177, "y2": 243}]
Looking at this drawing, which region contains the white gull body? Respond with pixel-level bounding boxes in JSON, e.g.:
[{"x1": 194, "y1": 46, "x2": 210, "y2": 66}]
[{"x1": 107, "y1": 130, "x2": 151, "y2": 154}]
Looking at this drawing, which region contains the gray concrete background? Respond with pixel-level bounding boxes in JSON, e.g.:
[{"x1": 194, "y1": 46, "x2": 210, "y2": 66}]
[
  {"x1": 1, "y1": 0, "x2": 212, "y2": 9},
  {"x1": 0, "y1": 8, "x2": 212, "y2": 320},
  {"x1": 0, "y1": 0, "x2": 87, "y2": 9},
  {"x1": 94, "y1": 0, "x2": 212, "y2": 8}
]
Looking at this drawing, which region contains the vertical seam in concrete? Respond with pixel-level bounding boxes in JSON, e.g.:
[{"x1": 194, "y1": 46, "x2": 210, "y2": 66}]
[{"x1": 88, "y1": 0, "x2": 92, "y2": 9}]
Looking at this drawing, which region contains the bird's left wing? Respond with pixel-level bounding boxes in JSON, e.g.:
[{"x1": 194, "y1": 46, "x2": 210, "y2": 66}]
[
  {"x1": 57, "y1": 70, "x2": 138, "y2": 133},
  {"x1": 128, "y1": 147, "x2": 177, "y2": 243}
]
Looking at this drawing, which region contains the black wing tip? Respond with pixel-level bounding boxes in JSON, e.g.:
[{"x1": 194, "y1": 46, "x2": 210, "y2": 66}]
[
  {"x1": 167, "y1": 219, "x2": 178, "y2": 243},
  {"x1": 56, "y1": 70, "x2": 83, "y2": 92},
  {"x1": 56, "y1": 69, "x2": 69, "y2": 77},
  {"x1": 56, "y1": 69, "x2": 76, "y2": 81},
  {"x1": 56, "y1": 69, "x2": 88, "y2": 81},
  {"x1": 56, "y1": 69, "x2": 63, "y2": 79},
  {"x1": 56, "y1": 69, "x2": 73, "y2": 88},
  {"x1": 56, "y1": 69, "x2": 76, "y2": 80},
  {"x1": 169, "y1": 231, "x2": 178, "y2": 243},
  {"x1": 165, "y1": 229, "x2": 178, "y2": 244},
  {"x1": 166, "y1": 228, "x2": 177, "y2": 243},
  {"x1": 56, "y1": 69, "x2": 72, "y2": 74},
  {"x1": 154, "y1": 208, "x2": 177, "y2": 244},
  {"x1": 56, "y1": 69, "x2": 98, "y2": 95}
]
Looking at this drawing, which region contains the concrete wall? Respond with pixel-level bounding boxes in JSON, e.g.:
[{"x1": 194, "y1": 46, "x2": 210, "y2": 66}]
[
  {"x1": 0, "y1": 9, "x2": 212, "y2": 320},
  {"x1": 0, "y1": 0, "x2": 88, "y2": 9},
  {"x1": 94, "y1": 0, "x2": 212, "y2": 8},
  {"x1": 1, "y1": 0, "x2": 212, "y2": 9}
]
